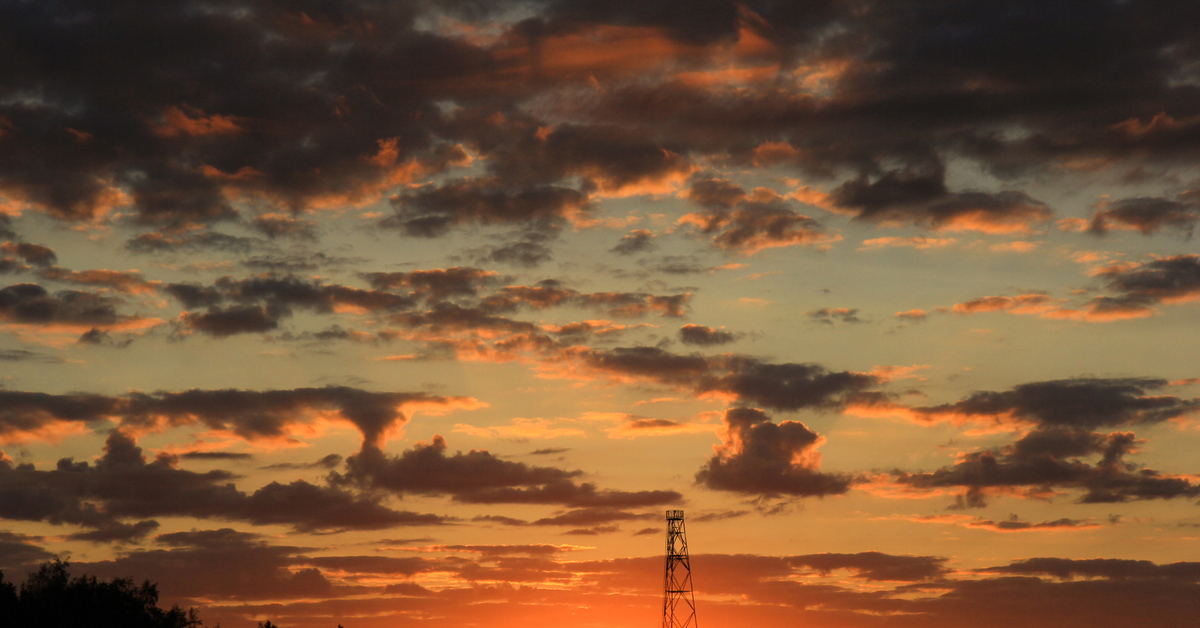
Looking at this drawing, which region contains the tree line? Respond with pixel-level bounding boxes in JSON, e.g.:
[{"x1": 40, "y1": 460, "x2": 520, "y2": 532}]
[{"x1": 0, "y1": 559, "x2": 310, "y2": 628}]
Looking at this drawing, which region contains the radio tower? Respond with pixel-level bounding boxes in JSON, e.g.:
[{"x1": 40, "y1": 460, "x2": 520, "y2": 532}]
[{"x1": 661, "y1": 509, "x2": 697, "y2": 628}]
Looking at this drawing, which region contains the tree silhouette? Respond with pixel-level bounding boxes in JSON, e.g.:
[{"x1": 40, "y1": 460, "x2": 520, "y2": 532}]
[{"x1": 0, "y1": 559, "x2": 200, "y2": 628}]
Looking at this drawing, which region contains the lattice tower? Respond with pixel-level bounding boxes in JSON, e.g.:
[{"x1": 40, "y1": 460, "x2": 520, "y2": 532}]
[{"x1": 661, "y1": 509, "x2": 697, "y2": 628}]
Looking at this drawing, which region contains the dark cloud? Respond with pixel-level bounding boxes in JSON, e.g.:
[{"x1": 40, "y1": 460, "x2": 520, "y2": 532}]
[
  {"x1": 689, "y1": 510, "x2": 750, "y2": 523},
  {"x1": 0, "y1": 531, "x2": 54, "y2": 571},
  {"x1": 241, "y1": 252, "x2": 364, "y2": 273},
  {"x1": 178, "y1": 305, "x2": 277, "y2": 336},
  {"x1": 0, "y1": 242, "x2": 57, "y2": 267},
  {"x1": 886, "y1": 378, "x2": 1200, "y2": 506},
  {"x1": 167, "y1": 274, "x2": 415, "y2": 337},
  {"x1": 0, "y1": 257, "x2": 27, "y2": 274},
  {"x1": 913, "y1": 377, "x2": 1198, "y2": 430},
  {"x1": 0, "y1": 349, "x2": 65, "y2": 363},
  {"x1": 65, "y1": 519, "x2": 161, "y2": 544},
  {"x1": 119, "y1": 386, "x2": 469, "y2": 449},
  {"x1": 0, "y1": 283, "x2": 148, "y2": 330},
  {"x1": 479, "y1": 283, "x2": 692, "y2": 318},
  {"x1": 0, "y1": 0, "x2": 1197, "y2": 251},
  {"x1": 684, "y1": 177, "x2": 747, "y2": 209},
  {"x1": 480, "y1": 236, "x2": 555, "y2": 268},
  {"x1": 163, "y1": 268, "x2": 692, "y2": 344},
  {"x1": 37, "y1": 267, "x2": 159, "y2": 294},
  {"x1": 896, "y1": 428, "x2": 1200, "y2": 506},
  {"x1": 251, "y1": 214, "x2": 319, "y2": 240},
  {"x1": 696, "y1": 408, "x2": 851, "y2": 497},
  {"x1": 334, "y1": 435, "x2": 681, "y2": 508},
  {"x1": 966, "y1": 516, "x2": 1094, "y2": 532},
  {"x1": 807, "y1": 308, "x2": 864, "y2": 325},
  {"x1": 982, "y1": 557, "x2": 1200, "y2": 581},
  {"x1": 385, "y1": 178, "x2": 589, "y2": 237},
  {"x1": 610, "y1": 230, "x2": 655, "y2": 255},
  {"x1": 699, "y1": 356, "x2": 877, "y2": 412},
  {"x1": 0, "y1": 1, "x2": 488, "y2": 227},
  {"x1": 125, "y1": 230, "x2": 258, "y2": 255},
  {"x1": 78, "y1": 528, "x2": 351, "y2": 601},
  {"x1": 578, "y1": 346, "x2": 877, "y2": 411},
  {"x1": 829, "y1": 165, "x2": 1052, "y2": 233},
  {"x1": 681, "y1": 180, "x2": 833, "y2": 254},
  {"x1": 0, "y1": 431, "x2": 449, "y2": 535},
  {"x1": 179, "y1": 451, "x2": 254, "y2": 461},
  {"x1": 459, "y1": 119, "x2": 694, "y2": 197},
  {"x1": 363, "y1": 267, "x2": 501, "y2": 302},
  {"x1": 0, "y1": 385, "x2": 472, "y2": 451},
  {"x1": 1089, "y1": 195, "x2": 1199, "y2": 237},
  {"x1": 0, "y1": 390, "x2": 122, "y2": 441},
  {"x1": 261, "y1": 454, "x2": 344, "y2": 471},
  {"x1": 1084, "y1": 254, "x2": 1200, "y2": 319},
  {"x1": 678, "y1": 324, "x2": 738, "y2": 346},
  {"x1": 531, "y1": 508, "x2": 655, "y2": 527},
  {"x1": 790, "y1": 552, "x2": 948, "y2": 582}
]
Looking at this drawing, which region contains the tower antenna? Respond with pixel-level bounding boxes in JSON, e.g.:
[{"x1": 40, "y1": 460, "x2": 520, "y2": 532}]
[{"x1": 661, "y1": 509, "x2": 697, "y2": 628}]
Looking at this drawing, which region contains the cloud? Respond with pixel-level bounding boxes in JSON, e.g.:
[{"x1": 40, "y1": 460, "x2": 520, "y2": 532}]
[
  {"x1": 0, "y1": 531, "x2": 54, "y2": 570},
  {"x1": 334, "y1": 435, "x2": 681, "y2": 508},
  {"x1": 807, "y1": 307, "x2": 864, "y2": 325},
  {"x1": 481, "y1": 283, "x2": 692, "y2": 318},
  {"x1": 789, "y1": 552, "x2": 949, "y2": 582},
  {"x1": 0, "y1": 432, "x2": 450, "y2": 535},
  {"x1": 894, "y1": 309, "x2": 928, "y2": 322},
  {"x1": 951, "y1": 293, "x2": 1053, "y2": 315},
  {"x1": 1089, "y1": 194, "x2": 1199, "y2": 236},
  {"x1": 0, "y1": 241, "x2": 56, "y2": 266},
  {"x1": 0, "y1": 390, "x2": 124, "y2": 443},
  {"x1": 611, "y1": 229, "x2": 656, "y2": 255},
  {"x1": 180, "y1": 451, "x2": 254, "y2": 461},
  {"x1": 251, "y1": 213, "x2": 319, "y2": 240},
  {"x1": 386, "y1": 178, "x2": 589, "y2": 237},
  {"x1": 856, "y1": 377, "x2": 1200, "y2": 506},
  {"x1": 679, "y1": 181, "x2": 837, "y2": 254},
  {"x1": 829, "y1": 165, "x2": 1053, "y2": 234},
  {"x1": 695, "y1": 408, "x2": 852, "y2": 497},
  {"x1": 896, "y1": 513, "x2": 1100, "y2": 533},
  {"x1": 480, "y1": 236, "x2": 556, "y2": 268},
  {"x1": 125, "y1": 230, "x2": 258, "y2": 255},
  {"x1": 1081, "y1": 254, "x2": 1200, "y2": 319},
  {"x1": 363, "y1": 267, "x2": 502, "y2": 303},
  {"x1": 76, "y1": 528, "x2": 352, "y2": 601},
  {"x1": 167, "y1": 274, "x2": 416, "y2": 337},
  {"x1": 906, "y1": 378, "x2": 1199, "y2": 430},
  {"x1": 858, "y1": 236, "x2": 956, "y2": 250},
  {"x1": 0, "y1": 385, "x2": 479, "y2": 449},
  {"x1": 120, "y1": 386, "x2": 481, "y2": 448},
  {"x1": 37, "y1": 267, "x2": 161, "y2": 295},
  {"x1": 0, "y1": 283, "x2": 160, "y2": 339},
  {"x1": 981, "y1": 557, "x2": 1200, "y2": 580},
  {"x1": 567, "y1": 346, "x2": 878, "y2": 411},
  {"x1": 678, "y1": 324, "x2": 738, "y2": 346},
  {"x1": 0, "y1": 349, "x2": 65, "y2": 363}
]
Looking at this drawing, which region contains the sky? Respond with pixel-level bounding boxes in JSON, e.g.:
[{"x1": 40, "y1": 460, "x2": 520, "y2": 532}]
[{"x1": 1, "y1": 0, "x2": 1200, "y2": 626}]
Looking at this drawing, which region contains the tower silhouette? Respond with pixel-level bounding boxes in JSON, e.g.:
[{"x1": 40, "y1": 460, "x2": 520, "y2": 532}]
[{"x1": 660, "y1": 509, "x2": 697, "y2": 628}]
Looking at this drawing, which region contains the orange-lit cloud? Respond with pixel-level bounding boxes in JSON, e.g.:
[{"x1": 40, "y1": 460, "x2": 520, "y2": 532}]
[
  {"x1": 152, "y1": 105, "x2": 243, "y2": 138},
  {"x1": 859, "y1": 236, "x2": 956, "y2": 250}
]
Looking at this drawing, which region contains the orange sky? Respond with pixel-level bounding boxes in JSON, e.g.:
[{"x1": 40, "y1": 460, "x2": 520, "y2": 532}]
[{"x1": 2, "y1": 1, "x2": 1200, "y2": 627}]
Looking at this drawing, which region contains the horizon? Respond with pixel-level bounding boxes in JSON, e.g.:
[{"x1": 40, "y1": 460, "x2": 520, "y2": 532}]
[{"x1": 2, "y1": 1, "x2": 1200, "y2": 626}]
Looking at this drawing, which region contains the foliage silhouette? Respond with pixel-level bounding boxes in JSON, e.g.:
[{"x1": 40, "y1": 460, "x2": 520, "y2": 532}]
[{"x1": 0, "y1": 558, "x2": 201, "y2": 628}]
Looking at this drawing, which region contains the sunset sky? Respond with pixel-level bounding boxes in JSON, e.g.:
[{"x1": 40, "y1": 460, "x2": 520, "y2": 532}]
[{"x1": 2, "y1": 1, "x2": 1200, "y2": 626}]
